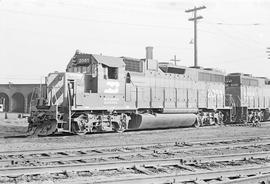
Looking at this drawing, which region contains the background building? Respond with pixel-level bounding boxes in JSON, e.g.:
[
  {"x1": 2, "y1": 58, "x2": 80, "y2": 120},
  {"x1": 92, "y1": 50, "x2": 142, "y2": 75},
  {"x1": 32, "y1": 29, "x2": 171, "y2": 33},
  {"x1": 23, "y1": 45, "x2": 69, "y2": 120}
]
[{"x1": 0, "y1": 84, "x2": 46, "y2": 113}]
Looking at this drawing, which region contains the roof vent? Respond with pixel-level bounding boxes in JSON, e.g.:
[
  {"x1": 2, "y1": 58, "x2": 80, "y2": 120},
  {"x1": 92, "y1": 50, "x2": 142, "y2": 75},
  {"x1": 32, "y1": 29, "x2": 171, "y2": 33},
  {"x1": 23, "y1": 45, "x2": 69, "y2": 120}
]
[{"x1": 243, "y1": 74, "x2": 252, "y2": 77}]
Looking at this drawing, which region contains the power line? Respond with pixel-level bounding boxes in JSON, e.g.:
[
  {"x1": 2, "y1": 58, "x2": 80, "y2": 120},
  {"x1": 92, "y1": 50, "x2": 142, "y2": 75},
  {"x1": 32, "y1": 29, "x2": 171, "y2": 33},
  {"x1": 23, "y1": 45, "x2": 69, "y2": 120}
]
[
  {"x1": 213, "y1": 26, "x2": 266, "y2": 50},
  {"x1": 3, "y1": 0, "x2": 181, "y2": 16},
  {"x1": 204, "y1": 21, "x2": 262, "y2": 26},
  {"x1": 202, "y1": 17, "x2": 269, "y2": 49},
  {"x1": 0, "y1": 8, "x2": 191, "y2": 30}
]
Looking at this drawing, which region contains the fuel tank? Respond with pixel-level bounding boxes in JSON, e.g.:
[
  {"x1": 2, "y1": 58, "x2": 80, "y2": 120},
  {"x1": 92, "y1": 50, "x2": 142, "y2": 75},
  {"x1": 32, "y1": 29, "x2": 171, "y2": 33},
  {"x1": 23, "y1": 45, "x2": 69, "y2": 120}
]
[{"x1": 128, "y1": 113, "x2": 197, "y2": 130}]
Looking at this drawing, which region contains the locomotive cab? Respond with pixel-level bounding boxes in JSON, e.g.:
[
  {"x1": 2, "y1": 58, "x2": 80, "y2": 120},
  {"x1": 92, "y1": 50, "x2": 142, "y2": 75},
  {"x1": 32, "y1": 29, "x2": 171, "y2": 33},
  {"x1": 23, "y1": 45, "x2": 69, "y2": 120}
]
[{"x1": 66, "y1": 52, "x2": 127, "y2": 111}]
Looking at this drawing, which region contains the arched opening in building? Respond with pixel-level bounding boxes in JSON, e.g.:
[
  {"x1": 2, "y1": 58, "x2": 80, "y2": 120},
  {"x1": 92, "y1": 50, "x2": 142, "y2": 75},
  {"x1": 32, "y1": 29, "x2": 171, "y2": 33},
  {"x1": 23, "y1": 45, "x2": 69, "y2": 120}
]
[
  {"x1": 27, "y1": 92, "x2": 39, "y2": 113},
  {"x1": 11, "y1": 93, "x2": 25, "y2": 113},
  {"x1": 0, "y1": 93, "x2": 9, "y2": 112}
]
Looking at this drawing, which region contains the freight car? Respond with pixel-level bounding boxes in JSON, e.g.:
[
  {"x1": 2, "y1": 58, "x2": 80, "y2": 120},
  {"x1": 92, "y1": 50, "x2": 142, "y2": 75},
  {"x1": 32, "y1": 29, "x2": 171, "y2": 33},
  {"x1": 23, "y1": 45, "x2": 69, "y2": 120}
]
[{"x1": 27, "y1": 47, "x2": 269, "y2": 136}]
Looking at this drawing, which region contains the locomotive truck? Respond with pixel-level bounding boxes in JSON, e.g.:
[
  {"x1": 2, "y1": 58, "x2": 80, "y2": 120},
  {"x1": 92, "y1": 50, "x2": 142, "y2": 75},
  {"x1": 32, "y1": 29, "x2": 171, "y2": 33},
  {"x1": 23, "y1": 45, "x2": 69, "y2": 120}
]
[{"x1": 27, "y1": 47, "x2": 270, "y2": 136}]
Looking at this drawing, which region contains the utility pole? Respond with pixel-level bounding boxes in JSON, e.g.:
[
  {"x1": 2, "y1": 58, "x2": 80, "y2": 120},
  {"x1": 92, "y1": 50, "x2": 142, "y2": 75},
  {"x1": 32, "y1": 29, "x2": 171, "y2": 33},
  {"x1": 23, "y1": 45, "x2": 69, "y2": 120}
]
[
  {"x1": 185, "y1": 6, "x2": 206, "y2": 67},
  {"x1": 170, "y1": 55, "x2": 180, "y2": 66},
  {"x1": 266, "y1": 47, "x2": 270, "y2": 59}
]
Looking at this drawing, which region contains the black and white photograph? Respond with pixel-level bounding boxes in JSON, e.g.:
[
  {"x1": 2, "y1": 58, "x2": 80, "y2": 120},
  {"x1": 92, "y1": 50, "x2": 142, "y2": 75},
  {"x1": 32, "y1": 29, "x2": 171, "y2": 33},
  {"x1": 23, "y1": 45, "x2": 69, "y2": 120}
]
[{"x1": 1, "y1": 0, "x2": 270, "y2": 183}]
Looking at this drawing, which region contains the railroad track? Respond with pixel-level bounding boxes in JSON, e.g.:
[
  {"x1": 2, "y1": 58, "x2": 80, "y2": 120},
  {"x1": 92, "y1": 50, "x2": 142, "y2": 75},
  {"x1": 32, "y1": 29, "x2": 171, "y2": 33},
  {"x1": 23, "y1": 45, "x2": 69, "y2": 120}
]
[
  {"x1": 1, "y1": 139, "x2": 270, "y2": 168},
  {"x1": 1, "y1": 151, "x2": 270, "y2": 183},
  {"x1": 91, "y1": 165, "x2": 270, "y2": 184},
  {"x1": 1, "y1": 136, "x2": 270, "y2": 166},
  {"x1": 1, "y1": 136, "x2": 270, "y2": 183},
  {"x1": 1, "y1": 135, "x2": 269, "y2": 156}
]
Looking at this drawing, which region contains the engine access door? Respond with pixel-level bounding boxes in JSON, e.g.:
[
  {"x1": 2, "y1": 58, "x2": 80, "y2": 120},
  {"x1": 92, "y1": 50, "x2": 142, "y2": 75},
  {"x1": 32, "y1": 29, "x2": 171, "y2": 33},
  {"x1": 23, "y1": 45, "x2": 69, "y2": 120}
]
[
  {"x1": 67, "y1": 80, "x2": 75, "y2": 106},
  {"x1": 125, "y1": 73, "x2": 131, "y2": 102}
]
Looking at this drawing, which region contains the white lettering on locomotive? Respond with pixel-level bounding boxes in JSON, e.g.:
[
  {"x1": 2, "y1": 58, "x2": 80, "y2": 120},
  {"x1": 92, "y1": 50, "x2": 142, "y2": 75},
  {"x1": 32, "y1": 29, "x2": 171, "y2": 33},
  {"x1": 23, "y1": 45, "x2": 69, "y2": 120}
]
[
  {"x1": 104, "y1": 81, "x2": 120, "y2": 94},
  {"x1": 103, "y1": 97, "x2": 119, "y2": 105},
  {"x1": 208, "y1": 89, "x2": 222, "y2": 98}
]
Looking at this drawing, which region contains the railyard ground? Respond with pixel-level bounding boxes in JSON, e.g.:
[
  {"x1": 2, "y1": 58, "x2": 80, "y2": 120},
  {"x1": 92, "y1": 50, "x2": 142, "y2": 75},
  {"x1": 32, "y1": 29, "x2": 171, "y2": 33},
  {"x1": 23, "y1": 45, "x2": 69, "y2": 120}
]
[{"x1": 0, "y1": 113, "x2": 270, "y2": 153}]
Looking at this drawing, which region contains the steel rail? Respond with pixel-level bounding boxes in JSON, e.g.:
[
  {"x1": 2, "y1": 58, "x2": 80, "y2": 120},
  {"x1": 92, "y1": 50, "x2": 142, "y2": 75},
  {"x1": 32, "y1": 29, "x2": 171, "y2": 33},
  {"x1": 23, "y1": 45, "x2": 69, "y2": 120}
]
[
  {"x1": 1, "y1": 141, "x2": 270, "y2": 167},
  {"x1": 1, "y1": 135, "x2": 267, "y2": 155},
  {"x1": 86, "y1": 165, "x2": 270, "y2": 184},
  {"x1": 219, "y1": 173, "x2": 270, "y2": 184},
  {"x1": 0, "y1": 135, "x2": 268, "y2": 157},
  {"x1": 0, "y1": 150, "x2": 270, "y2": 177}
]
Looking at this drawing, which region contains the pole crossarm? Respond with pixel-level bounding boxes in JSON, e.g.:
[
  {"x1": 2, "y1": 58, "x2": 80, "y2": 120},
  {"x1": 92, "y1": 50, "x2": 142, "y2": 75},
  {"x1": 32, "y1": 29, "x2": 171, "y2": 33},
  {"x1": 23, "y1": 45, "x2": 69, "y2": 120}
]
[
  {"x1": 185, "y1": 6, "x2": 206, "y2": 13},
  {"x1": 189, "y1": 16, "x2": 203, "y2": 21},
  {"x1": 170, "y1": 55, "x2": 180, "y2": 65}
]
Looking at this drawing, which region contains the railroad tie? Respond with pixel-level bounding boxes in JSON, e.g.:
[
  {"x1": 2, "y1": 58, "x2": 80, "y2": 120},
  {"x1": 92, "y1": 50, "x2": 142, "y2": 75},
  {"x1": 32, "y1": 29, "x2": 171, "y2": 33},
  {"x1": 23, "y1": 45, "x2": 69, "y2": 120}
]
[
  {"x1": 218, "y1": 176, "x2": 230, "y2": 182},
  {"x1": 134, "y1": 165, "x2": 154, "y2": 175},
  {"x1": 194, "y1": 179, "x2": 208, "y2": 184},
  {"x1": 175, "y1": 164, "x2": 195, "y2": 172}
]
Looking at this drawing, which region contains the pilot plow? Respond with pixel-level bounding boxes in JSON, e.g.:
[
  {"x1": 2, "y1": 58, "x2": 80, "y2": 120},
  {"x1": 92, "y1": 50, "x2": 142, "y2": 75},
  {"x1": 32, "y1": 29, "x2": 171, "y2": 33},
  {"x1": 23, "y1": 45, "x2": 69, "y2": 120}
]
[
  {"x1": 27, "y1": 119, "x2": 57, "y2": 136},
  {"x1": 27, "y1": 109, "x2": 58, "y2": 136}
]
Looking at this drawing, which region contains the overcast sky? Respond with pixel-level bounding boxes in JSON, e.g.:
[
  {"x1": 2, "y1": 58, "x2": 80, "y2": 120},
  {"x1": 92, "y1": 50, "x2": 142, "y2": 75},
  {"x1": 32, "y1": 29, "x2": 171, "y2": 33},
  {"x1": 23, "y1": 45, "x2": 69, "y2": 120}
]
[{"x1": 1, "y1": 0, "x2": 270, "y2": 83}]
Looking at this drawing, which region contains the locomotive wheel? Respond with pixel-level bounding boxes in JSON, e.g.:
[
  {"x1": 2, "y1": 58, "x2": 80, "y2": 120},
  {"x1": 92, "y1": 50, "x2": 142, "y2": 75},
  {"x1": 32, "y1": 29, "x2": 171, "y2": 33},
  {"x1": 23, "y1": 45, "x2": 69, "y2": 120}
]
[
  {"x1": 112, "y1": 121, "x2": 126, "y2": 133},
  {"x1": 91, "y1": 125, "x2": 102, "y2": 133},
  {"x1": 193, "y1": 119, "x2": 201, "y2": 128},
  {"x1": 91, "y1": 127, "x2": 98, "y2": 133},
  {"x1": 71, "y1": 121, "x2": 88, "y2": 135},
  {"x1": 75, "y1": 114, "x2": 88, "y2": 134},
  {"x1": 77, "y1": 130, "x2": 88, "y2": 135}
]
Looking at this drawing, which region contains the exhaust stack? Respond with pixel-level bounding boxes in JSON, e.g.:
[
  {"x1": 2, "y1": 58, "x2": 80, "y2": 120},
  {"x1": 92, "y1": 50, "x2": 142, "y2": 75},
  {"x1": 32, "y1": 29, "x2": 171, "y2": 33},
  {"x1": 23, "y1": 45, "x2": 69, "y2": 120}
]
[{"x1": 146, "y1": 46, "x2": 153, "y2": 60}]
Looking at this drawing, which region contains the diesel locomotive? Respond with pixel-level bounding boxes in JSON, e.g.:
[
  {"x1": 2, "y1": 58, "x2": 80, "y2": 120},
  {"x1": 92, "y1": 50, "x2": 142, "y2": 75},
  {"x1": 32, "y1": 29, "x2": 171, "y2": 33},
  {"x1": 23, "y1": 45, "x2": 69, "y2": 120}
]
[
  {"x1": 27, "y1": 47, "x2": 270, "y2": 136},
  {"x1": 226, "y1": 73, "x2": 270, "y2": 123}
]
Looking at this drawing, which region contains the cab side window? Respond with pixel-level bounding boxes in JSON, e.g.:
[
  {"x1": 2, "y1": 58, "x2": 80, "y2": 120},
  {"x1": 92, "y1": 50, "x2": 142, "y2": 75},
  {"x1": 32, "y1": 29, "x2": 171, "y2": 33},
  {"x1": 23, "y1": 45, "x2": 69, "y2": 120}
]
[
  {"x1": 108, "y1": 67, "x2": 118, "y2": 79},
  {"x1": 102, "y1": 64, "x2": 118, "y2": 80}
]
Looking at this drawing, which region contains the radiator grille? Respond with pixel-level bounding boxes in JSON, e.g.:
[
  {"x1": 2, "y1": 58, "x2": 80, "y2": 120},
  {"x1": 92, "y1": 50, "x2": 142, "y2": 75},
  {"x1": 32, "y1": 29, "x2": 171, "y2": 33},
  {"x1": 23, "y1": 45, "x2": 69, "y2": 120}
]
[{"x1": 123, "y1": 59, "x2": 143, "y2": 72}]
